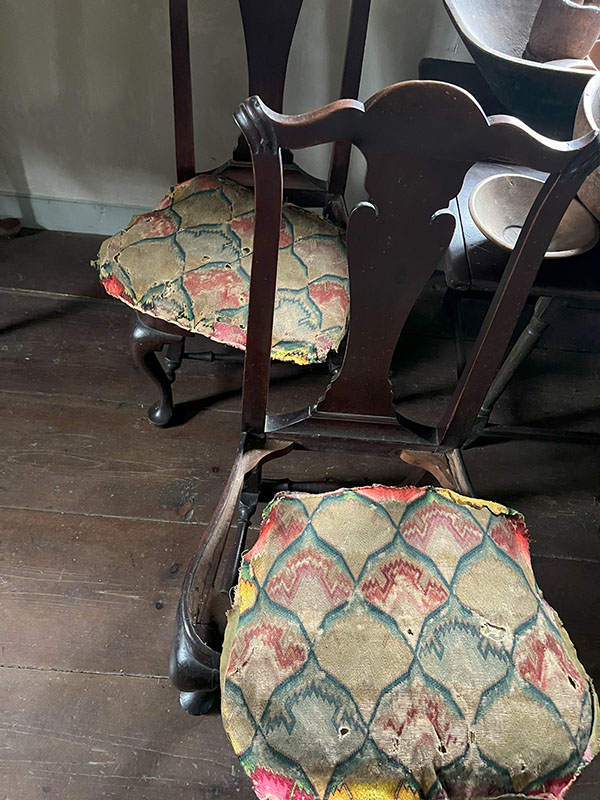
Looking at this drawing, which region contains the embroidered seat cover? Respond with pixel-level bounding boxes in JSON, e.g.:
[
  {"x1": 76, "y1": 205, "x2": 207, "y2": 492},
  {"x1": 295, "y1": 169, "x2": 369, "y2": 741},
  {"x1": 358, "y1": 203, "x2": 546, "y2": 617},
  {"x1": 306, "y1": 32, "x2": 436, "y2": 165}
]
[
  {"x1": 221, "y1": 485, "x2": 599, "y2": 800},
  {"x1": 94, "y1": 175, "x2": 349, "y2": 365}
]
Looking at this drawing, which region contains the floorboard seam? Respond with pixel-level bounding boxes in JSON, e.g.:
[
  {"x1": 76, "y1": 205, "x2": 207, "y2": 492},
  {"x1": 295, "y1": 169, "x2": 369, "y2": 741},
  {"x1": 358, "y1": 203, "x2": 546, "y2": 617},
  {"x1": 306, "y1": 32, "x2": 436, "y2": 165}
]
[
  {"x1": 0, "y1": 504, "x2": 209, "y2": 526},
  {"x1": 532, "y1": 553, "x2": 600, "y2": 565},
  {"x1": 0, "y1": 387, "x2": 243, "y2": 414},
  {"x1": 0, "y1": 286, "x2": 113, "y2": 303},
  {"x1": 0, "y1": 663, "x2": 168, "y2": 680}
]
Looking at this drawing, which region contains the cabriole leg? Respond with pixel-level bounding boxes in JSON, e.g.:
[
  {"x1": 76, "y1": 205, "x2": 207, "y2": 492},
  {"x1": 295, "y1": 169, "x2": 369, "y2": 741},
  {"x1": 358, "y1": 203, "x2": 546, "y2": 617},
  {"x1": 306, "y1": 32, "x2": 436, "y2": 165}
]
[
  {"x1": 129, "y1": 311, "x2": 186, "y2": 426},
  {"x1": 170, "y1": 601, "x2": 220, "y2": 716}
]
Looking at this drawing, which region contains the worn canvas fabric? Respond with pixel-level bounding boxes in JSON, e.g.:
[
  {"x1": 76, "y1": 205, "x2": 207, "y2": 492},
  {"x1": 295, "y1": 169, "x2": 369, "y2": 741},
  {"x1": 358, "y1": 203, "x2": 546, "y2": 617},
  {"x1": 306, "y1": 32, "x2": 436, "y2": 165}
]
[
  {"x1": 94, "y1": 175, "x2": 349, "y2": 365},
  {"x1": 221, "y1": 485, "x2": 599, "y2": 800}
]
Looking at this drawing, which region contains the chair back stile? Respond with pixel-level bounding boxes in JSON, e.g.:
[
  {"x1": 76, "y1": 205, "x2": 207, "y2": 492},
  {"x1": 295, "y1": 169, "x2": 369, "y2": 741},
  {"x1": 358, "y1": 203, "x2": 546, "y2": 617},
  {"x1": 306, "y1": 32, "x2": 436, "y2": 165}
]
[
  {"x1": 168, "y1": 0, "x2": 371, "y2": 205},
  {"x1": 169, "y1": 0, "x2": 196, "y2": 183},
  {"x1": 327, "y1": 0, "x2": 371, "y2": 203},
  {"x1": 240, "y1": 146, "x2": 284, "y2": 434},
  {"x1": 236, "y1": 83, "x2": 600, "y2": 451}
]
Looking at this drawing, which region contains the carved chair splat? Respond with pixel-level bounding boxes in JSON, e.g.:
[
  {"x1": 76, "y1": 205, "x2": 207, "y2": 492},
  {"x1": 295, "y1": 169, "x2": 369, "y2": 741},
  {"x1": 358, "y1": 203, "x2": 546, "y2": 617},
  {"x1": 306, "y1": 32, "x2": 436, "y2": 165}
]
[{"x1": 170, "y1": 80, "x2": 600, "y2": 714}]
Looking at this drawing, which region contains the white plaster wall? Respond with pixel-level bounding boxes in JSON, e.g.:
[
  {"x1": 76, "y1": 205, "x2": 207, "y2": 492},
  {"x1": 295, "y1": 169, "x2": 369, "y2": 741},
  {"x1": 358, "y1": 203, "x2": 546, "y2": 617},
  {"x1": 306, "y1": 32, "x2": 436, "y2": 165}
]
[{"x1": 0, "y1": 0, "x2": 467, "y2": 227}]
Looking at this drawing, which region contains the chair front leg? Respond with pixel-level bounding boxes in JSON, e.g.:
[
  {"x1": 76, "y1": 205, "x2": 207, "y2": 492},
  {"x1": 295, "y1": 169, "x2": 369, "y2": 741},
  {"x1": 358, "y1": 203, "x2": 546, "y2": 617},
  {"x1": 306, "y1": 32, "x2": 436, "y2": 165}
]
[
  {"x1": 400, "y1": 448, "x2": 473, "y2": 496},
  {"x1": 445, "y1": 448, "x2": 474, "y2": 496},
  {"x1": 129, "y1": 311, "x2": 186, "y2": 426},
  {"x1": 170, "y1": 601, "x2": 221, "y2": 715},
  {"x1": 171, "y1": 437, "x2": 293, "y2": 714}
]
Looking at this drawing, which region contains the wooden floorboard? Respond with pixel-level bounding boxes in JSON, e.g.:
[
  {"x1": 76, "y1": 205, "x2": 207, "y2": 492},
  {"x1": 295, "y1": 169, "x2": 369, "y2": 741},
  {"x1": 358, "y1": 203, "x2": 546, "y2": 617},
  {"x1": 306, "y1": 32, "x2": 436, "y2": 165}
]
[
  {"x1": 466, "y1": 439, "x2": 600, "y2": 562},
  {"x1": 3, "y1": 287, "x2": 599, "y2": 435},
  {"x1": 1, "y1": 229, "x2": 599, "y2": 798},
  {"x1": 0, "y1": 509, "x2": 200, "y2": 675},
  {"x1": 532, "y1": 556, "x2": 600, "y2": 683},
  {"x1": 0, "y1": 229, "x2": 105, "y2": 298},
  {"x1": 0, "y1": 390, "x2": 241, "y2": 524},
  {"x1": 0, "y1": 667, "x2": 254, "y2": 800}
]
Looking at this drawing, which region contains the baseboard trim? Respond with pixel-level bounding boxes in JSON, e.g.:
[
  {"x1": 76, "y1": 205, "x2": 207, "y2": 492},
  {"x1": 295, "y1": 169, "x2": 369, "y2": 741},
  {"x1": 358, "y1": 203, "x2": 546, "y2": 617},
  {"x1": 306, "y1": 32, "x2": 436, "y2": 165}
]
[{"x1": 0, "y1": 192, "x2": 150, "y2": 236}]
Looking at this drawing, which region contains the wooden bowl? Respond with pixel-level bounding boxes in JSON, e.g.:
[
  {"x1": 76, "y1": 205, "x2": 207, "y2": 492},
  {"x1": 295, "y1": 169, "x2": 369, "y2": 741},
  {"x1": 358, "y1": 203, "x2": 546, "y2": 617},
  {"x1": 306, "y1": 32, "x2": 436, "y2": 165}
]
[
  {"x1": 468, "y1": 172, "x2": 600, "y2": 258},
  {"x1": 574, "y1": 72, "x2": 600, "y2": 222},
  {"x1": 443, "y1": 0, "x2": 597, "y2": 138}
]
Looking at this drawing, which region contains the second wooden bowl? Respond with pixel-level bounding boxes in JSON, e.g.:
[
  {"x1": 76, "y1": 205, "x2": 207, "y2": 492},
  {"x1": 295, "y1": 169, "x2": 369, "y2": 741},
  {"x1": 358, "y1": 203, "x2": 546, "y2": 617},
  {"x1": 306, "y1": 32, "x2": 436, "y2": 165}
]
[{"x1": 468, "y1": 172, "x2": 599, "y2": 258}]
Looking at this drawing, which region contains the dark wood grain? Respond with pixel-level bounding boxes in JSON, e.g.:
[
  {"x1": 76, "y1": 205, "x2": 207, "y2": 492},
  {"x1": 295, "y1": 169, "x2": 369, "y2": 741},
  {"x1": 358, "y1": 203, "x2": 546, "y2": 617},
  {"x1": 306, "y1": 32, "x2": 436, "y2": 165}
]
[
  {"x1": 0, "y1": 392, "x2": 239, "y2": 524},
  {"x1": 0, "y1": 230, "x2": 105, "y2": 297},
  {"x1": 0, "y1": 290, "x2": 332, "y2": 414},
  {"x1": 0, "y1": 509, "x2": 198, "y2": 675},
  {"x1": 0, "y1": 667, "x2": 255, "y2": 800},
  {"x1": 532, "y1": 556, "x2": 600, "y2": 683}
]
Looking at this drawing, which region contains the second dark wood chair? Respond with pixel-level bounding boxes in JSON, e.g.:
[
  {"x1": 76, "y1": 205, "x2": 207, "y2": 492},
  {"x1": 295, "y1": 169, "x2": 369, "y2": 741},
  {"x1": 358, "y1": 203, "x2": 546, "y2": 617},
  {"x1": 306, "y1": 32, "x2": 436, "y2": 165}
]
[
  {"x1": 93, "y1": 0, "x2": 371, "y2": 426},
  {"x1": 420, "y1": 58, "x2": 600, "y2": 445}
]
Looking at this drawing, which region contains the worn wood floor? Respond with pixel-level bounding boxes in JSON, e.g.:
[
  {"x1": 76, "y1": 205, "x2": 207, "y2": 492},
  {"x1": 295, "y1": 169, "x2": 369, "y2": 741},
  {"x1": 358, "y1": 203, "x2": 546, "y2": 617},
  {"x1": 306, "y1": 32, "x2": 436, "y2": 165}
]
[{"x1": 1, "y1": 229, "x2": 599, "y2": 798}]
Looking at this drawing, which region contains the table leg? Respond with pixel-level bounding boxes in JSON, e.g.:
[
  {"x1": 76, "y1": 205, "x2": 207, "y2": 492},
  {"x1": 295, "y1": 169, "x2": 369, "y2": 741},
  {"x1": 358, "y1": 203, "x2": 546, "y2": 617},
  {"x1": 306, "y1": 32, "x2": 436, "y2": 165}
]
[{"x1": 469, "y1": 295, "x2": 568, "y2": 439}]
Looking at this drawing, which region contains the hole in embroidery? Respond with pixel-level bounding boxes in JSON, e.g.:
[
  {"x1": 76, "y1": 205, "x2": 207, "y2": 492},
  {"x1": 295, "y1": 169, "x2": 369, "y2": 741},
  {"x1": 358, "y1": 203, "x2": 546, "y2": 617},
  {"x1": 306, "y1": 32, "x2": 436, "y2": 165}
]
[
  {"x1": 339, "y1": 727, "x2": 350, "y2": 738},
  {"x1": 438, "y1": 744, "x2": 447, "y2": 754},
  {"x1": 568, "y1": 676, "x2": 577, "y2": 689},
  {"x1": 407, "y1": 628, "x2": 414, "y2": 636}
]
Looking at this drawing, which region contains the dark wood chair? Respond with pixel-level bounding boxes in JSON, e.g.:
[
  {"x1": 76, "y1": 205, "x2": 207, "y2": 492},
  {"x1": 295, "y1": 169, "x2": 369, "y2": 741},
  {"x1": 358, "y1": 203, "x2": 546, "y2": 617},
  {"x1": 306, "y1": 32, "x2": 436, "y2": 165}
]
[
  {"x1": 94, "y1": 0, "x2": 372, "y2": 427},
  {"x1": 169, "y1": 79, "x2": 600, "y2": 715}
]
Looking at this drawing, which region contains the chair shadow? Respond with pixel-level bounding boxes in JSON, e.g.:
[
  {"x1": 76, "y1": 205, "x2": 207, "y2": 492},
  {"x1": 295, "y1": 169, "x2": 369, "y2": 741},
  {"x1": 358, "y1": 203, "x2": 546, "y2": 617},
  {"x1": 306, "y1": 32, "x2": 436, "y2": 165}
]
[
  {"x1": 169, "y1": 363, "x2": 329, "y2": 426},
  {"x1": 0, "y1": 292, "x2": 103, "y2": 337}
]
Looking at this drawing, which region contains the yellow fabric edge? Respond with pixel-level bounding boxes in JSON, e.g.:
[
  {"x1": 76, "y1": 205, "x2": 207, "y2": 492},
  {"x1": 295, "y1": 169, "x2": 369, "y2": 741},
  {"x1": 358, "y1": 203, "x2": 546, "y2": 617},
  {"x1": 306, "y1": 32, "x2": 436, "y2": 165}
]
[
  {"x1": 434, "y1": 487, "x2": 515, "y2": 517},
  {"x1": 220, "y1": 593, "x2": 241, "y2": 698}
]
